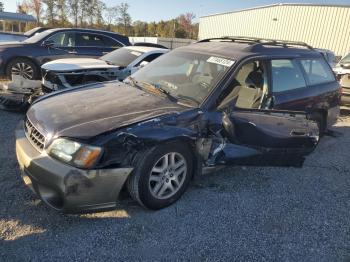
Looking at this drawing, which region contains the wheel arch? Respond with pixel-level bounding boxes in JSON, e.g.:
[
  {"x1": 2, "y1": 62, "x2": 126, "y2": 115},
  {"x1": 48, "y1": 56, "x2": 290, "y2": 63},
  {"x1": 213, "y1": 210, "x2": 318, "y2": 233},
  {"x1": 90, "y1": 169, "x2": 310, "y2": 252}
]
[
  {"x1": 141, "y1": 136, "x2": 201, "y2": 180},
  {"x1": 5, "y1": 56, "x2": 41, "y2": 78}
]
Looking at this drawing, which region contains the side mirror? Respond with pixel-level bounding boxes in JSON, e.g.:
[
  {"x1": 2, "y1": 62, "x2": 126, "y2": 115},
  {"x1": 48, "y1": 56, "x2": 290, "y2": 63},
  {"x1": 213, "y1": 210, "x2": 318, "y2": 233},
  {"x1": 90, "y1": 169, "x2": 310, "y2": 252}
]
[
  {"x1": 139, "y1": 61, "x2": 149, "y2": 68},
  {"x1": 41, "y1": 40, "x2": 55, "y2": 48}
]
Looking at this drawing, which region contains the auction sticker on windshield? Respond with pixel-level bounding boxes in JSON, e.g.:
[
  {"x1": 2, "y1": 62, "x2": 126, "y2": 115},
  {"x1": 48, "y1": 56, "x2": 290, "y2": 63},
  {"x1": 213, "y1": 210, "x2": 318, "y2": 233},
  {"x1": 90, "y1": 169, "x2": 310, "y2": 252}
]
[{"x1": 207, "y1": 57, "x2": 235, "y2": 67}]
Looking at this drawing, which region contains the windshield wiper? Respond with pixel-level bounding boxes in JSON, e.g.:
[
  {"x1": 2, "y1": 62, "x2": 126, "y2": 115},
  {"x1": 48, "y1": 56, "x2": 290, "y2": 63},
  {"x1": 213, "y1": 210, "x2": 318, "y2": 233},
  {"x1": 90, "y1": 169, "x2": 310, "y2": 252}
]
[
  {"x1": 139, "y1": 81, "x2": 178, "y2": 102},
  {"x1": 125, "y1": 79, "x2": 196, "y2": 107}
]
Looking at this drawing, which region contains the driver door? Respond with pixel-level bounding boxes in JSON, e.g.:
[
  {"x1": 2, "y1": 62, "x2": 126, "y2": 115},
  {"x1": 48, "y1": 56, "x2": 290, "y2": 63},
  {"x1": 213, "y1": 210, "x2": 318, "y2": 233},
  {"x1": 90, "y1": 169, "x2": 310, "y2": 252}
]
[
  {"x1": 216, "y1": 59, "x2": 319, "y2": 165},
  {"x1": 40, "y1": 31, "x2": 77, "y2": 64}
]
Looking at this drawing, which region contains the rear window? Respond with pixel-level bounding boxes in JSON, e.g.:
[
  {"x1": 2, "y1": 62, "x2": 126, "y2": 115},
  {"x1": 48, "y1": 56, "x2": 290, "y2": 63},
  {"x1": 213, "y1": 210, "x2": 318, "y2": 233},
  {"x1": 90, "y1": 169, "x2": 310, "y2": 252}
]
[
  {"x1": 76, "y1": 33, "x2": 121, "y2": 48},
  {"x1": 271, "y1": 59, "x2": 306, "y2": 92},
  {"x1": 300, "y1": 59, "x2": 335, "y2": 85}
]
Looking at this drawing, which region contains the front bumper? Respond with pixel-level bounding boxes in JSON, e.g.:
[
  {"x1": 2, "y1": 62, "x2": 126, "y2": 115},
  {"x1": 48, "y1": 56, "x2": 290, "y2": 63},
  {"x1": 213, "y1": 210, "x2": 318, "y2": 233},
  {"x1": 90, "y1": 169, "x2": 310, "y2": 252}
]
[{"x1": 15, "y1": 122, "x2": 133, "y2": 213}]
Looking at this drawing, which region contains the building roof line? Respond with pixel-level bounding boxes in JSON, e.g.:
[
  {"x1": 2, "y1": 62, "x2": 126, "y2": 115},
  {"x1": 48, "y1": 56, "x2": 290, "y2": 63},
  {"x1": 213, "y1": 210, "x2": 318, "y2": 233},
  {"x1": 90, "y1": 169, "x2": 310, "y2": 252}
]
[
  {"x1": 199, "y1": 3, "x2": 350, "y2": 19},
  {"x1": 0, "y1": 11, "x2": 36, "y2": 22}
]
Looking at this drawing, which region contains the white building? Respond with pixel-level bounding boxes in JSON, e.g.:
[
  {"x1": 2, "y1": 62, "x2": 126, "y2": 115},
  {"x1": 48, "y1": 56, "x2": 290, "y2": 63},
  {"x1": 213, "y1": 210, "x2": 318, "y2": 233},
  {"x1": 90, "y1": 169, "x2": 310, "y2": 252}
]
[
  {"x1": 129, "y1": 37, "x2": 195, "y2": 49},
  {"x1": 199, "y1": 3, "x2": 350, "y2": 56}
]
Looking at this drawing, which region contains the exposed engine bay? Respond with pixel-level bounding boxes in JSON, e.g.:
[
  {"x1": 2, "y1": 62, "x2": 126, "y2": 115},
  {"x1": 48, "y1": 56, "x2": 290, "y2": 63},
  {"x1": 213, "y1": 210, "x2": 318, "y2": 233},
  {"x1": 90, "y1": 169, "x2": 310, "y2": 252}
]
[{"x1": 41, "y1": 67, "x2": 126, "y2": 91}]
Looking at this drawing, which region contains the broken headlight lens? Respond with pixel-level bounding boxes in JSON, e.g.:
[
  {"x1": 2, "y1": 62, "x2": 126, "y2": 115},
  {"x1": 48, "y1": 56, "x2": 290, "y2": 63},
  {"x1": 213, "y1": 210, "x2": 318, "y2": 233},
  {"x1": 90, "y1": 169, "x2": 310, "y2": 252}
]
[{"x1": 47, "y1": 138, "x2": 102, "y2": 169}]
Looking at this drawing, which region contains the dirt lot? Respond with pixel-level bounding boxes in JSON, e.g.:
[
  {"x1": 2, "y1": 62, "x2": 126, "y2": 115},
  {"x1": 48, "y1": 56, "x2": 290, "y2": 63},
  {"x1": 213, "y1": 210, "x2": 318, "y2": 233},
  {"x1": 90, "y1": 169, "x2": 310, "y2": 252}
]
[{"x1": 0, "y1": 109, "x2": 350, "y2": 261}]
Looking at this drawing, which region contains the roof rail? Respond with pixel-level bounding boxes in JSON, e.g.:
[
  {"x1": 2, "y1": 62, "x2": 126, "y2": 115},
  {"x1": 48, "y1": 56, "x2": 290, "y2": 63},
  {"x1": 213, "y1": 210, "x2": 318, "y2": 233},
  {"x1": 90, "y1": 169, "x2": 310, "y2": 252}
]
[{"x1": 197, "y1": 36, "x2": 314, "y2": 50}]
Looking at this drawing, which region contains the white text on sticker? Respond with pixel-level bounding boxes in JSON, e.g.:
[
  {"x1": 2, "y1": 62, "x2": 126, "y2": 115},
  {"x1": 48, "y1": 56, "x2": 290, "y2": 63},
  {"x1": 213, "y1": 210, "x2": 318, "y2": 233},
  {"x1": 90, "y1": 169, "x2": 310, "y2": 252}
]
[{"x1": 207, "y1": 57, "x2": 235, "y2": 67}]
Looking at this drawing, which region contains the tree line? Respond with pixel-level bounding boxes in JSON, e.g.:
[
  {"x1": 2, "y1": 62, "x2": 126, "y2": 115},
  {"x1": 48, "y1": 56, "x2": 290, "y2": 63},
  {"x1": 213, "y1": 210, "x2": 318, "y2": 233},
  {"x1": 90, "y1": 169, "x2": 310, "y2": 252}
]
[{"x1": 13, "y1": 0, "x2": 198, "y2": 39}]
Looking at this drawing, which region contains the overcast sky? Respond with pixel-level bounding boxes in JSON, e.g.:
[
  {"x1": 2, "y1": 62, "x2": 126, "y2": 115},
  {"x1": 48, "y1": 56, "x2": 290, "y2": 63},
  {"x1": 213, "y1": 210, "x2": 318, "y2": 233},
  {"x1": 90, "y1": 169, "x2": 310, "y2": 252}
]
[{"x1": 2, "y1": 0, "x2": 350, "y2": 22}]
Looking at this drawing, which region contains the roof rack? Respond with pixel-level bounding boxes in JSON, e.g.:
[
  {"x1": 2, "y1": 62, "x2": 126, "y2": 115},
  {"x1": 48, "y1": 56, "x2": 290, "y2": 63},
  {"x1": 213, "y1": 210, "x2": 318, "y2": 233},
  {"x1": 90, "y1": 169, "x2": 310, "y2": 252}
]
[{"x1": 197, "y1": 36, "x2": 314, "y2": 50}]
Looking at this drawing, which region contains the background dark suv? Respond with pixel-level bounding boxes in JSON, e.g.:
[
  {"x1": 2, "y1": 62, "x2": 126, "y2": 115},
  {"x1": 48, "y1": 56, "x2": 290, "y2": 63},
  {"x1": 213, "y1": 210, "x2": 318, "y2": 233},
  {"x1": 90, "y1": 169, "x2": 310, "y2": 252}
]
[{"x1": 0, "y1": 28, "x2": 130, "y2": 80}]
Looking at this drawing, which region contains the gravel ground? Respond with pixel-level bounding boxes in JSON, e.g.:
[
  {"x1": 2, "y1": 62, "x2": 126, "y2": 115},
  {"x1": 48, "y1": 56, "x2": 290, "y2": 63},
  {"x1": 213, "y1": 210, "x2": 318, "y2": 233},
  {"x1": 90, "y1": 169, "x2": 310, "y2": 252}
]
[{"x1": 0, "y1": 109, "x2": 350, "y2": 261}]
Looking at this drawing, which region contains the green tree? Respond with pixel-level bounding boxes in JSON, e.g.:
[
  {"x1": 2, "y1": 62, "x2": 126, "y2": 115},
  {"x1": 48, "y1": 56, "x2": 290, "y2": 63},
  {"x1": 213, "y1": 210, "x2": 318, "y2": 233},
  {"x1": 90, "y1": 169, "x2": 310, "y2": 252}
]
[
  {"x1": 133, "y1": 20, "x2": 148, "y2": 36},
  {"x1": 26, "y1": 0, "x2": 43, "y2": 25},
  {"x1": 95, "y1": 1, "x2": 106, "y2": 28},
  {"x1": 79, "y1": 0, "x2": 90, "y2": 27},
  {"x1": 147, "y1": 22, "x2": 157, "y2": 36},
  {"x1": 117, "y1": 2, "x2": 132, "y2": 35},
  {"x1": 56, "y1": 0, "x2": 68, "y2": 26},
  {"x1": 68, "y1": 0, "x2": 79, "y2": 27},
  {"x1": 177, "y1": 13, "x2": 196, "y2": 38},
  {"x1": 43, "y1": 0, "x2": 57, "y2": 26},
  {"x1": 105, "y1": 6, "x2": 118, "y2": 30},
  {"x1": 17, "y1": 1, "x2": 29, "y2": 14},
  {"x1": 0, "y1": 1, "x2": 4, "y2": 12}
]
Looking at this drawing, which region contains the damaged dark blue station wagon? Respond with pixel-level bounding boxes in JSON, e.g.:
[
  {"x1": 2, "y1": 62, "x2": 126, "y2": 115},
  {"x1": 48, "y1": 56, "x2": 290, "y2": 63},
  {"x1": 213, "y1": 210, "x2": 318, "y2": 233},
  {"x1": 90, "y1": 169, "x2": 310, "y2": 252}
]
[{"x1": 16, "y1": 37, "x2": 340, "y2": 213}]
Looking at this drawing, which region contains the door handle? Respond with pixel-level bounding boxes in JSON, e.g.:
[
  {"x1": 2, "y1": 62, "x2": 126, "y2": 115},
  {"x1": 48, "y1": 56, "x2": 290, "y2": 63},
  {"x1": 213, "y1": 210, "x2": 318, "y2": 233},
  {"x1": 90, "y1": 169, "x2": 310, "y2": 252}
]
[
  {"x1": 102, "y1": 52, "x2": 109, "y2": 54},
  {"x1": 68, "y1": 51, "x2": 77, "y2": 54},
  {"x1": 291, "y1": 129, "x2": 307, "y2": 136}
]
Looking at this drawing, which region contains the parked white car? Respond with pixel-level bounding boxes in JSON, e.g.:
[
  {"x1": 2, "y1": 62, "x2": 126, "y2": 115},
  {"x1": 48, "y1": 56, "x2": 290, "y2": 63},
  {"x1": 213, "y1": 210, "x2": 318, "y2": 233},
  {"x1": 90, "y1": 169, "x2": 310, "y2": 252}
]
[
  {"x1": 41, "y1": 46, "x2": 168, "y2": 90},
  {"x1": 333, "y1": 52, "x2": 350, "y2": 76}
]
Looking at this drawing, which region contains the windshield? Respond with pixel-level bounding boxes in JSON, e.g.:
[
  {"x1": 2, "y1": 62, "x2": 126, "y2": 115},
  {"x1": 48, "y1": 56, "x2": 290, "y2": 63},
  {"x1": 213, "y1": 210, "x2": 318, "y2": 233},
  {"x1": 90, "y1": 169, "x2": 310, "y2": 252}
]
[
  {"x1": 340, "y1": 53, "x2": 350, "y2": 64},
  {"x1": 101, "y1": 48, "x2": 144, "y2": 67},
  {"x1": 24, "y1": 29, "x2": 55, "y2": 43},
  {"x1": 24, "y1": 27, "x2": 41, "y2": 36},
  {"x1": 127, "y1": 50, "x2": 234, "y2": 106}
]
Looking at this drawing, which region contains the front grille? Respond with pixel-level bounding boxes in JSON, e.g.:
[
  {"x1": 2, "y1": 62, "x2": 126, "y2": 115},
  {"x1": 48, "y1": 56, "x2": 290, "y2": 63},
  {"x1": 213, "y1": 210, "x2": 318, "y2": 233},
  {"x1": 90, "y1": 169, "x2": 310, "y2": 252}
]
[{"x1": 25, "y1": 118, "x2": 45, "y2": 151}]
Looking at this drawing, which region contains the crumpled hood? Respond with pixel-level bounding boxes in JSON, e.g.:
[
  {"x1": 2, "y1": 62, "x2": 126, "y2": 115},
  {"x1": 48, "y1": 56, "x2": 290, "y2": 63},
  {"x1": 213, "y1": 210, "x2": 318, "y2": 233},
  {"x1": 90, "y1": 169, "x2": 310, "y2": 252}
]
[
  {"x1": 27, "y1": 82, "x2": 187, "y2": 139},
  {"x1": 42, "y1": 58, "x2": 119, "y2": 72}
]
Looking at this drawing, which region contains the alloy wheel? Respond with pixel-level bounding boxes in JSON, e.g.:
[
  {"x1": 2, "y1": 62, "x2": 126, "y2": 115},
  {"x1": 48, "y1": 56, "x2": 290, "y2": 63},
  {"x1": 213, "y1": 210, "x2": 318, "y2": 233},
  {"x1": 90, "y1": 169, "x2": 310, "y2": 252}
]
[
  {"x1": 148, "y1": 152, "x2": 187, "y2": 200},
  {"x1": 11, "y1": 62, "x2": 34, "y2": 79}
]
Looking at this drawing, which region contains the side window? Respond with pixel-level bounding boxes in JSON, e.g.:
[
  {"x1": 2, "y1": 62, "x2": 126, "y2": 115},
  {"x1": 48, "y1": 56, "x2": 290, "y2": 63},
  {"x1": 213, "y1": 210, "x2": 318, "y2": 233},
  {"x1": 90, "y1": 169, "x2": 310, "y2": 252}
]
[
  {"x1": 47, "y1": 32, "x2": 75, "y2": 47},
  {"x1": 300, "y1": 58, "x2": 335, "y2": 85},
  {"x1": 218, "y1": 60, "x2": 268, "y2": 110},
  {"x1": 271, "y1": 59, "x2": 306, "y2": 92},
  {"x1": 135, "y1": 53, "x2": 163, "y2": 67},
  {"x1": 76, "y1": 33, "x2": 108, "y2": 47},
  {"x1": 101, "y1": 36, "x2": 122, "y2": 48}
]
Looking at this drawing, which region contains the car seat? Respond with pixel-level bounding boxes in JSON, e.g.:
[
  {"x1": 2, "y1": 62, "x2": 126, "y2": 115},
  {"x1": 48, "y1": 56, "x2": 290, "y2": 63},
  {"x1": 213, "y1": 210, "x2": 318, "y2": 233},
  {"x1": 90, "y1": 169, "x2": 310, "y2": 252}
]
[
  {"x1": 192, "y1": 63, "x2": 215, "y2": 87},
  {"x1": 235, "y1": 71, "x2": 264, "y2": 108}
]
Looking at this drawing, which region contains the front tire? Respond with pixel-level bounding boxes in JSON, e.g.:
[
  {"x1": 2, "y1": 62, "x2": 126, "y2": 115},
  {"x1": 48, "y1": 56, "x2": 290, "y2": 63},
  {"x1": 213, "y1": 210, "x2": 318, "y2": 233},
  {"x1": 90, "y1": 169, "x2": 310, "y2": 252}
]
[
  {"x1": 6, "y1": 58, "x2": 39, "y2": 80},
  {"x1": 127, "y1": 142, "x2": 193, "y2": 210}
]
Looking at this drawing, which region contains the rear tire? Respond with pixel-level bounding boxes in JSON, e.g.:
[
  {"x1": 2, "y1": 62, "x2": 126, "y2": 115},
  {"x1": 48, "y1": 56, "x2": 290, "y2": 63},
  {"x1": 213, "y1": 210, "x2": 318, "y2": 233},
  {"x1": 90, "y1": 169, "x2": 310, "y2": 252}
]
[
  {"x1": 127, "y1": 142, "x2": 193, "y2": 210},
  {"x1": 6, "y1": 58, "x2": 39, "y2": 80}
]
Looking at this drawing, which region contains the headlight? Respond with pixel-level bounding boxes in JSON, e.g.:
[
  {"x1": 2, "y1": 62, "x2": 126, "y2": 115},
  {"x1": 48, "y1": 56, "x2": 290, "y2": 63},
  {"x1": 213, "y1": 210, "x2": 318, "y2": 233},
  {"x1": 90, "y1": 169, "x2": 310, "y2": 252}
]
[{"x1": 47, "y1": 138, "x2": 102, "y2": 169}]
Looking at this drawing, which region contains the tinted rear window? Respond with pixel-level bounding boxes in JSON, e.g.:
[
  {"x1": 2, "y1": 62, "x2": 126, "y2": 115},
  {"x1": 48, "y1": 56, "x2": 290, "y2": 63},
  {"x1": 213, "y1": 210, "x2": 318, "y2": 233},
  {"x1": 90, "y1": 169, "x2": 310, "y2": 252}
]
[{"x1": 300, "y1": 59, "x2": 335, "y2": 85}]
